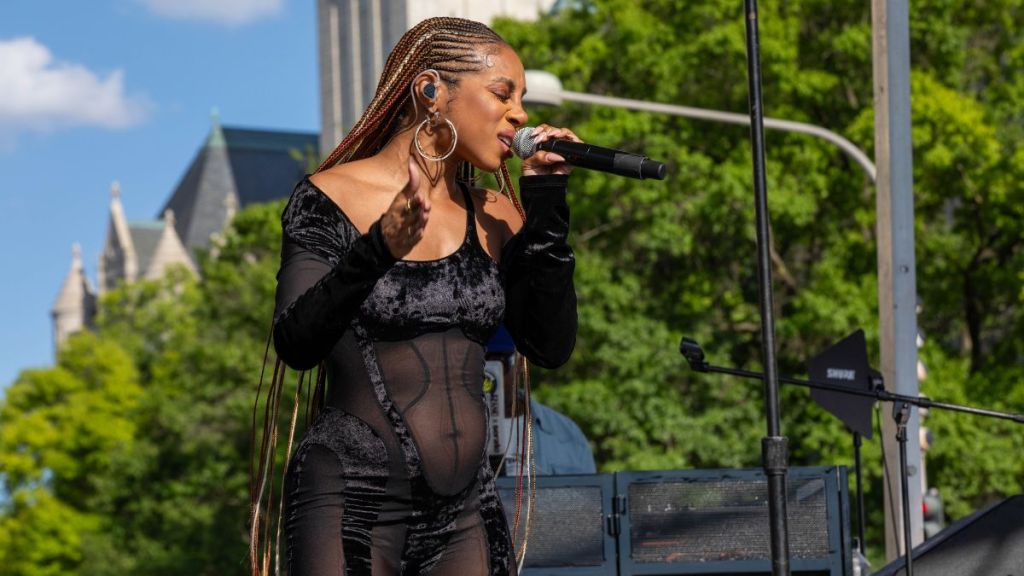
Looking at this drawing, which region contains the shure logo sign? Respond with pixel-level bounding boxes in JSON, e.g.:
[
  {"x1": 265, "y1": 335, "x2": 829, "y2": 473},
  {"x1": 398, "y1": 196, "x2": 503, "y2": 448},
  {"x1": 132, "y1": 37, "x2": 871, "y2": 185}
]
[{"x1": 826, "y1": 368, "x2": 856, "y2": 381}]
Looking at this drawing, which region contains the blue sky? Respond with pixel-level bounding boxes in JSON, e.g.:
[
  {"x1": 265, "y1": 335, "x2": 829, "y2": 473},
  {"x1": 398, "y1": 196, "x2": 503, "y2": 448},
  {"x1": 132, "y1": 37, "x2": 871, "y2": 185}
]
[{"x1": 0, "y1": 0, "x2": 318, "y2": 392}]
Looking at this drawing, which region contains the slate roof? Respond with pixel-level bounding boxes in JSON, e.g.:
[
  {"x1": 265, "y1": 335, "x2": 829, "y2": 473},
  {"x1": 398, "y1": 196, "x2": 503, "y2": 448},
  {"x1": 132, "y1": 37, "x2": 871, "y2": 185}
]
[
  {"x1": 222, "y1": 128, "x2": 320, "y2": 205},
  {"x1": 128, "y1": 221, "x2": 164, "y2": 279},
  {"x1": 160, "y1": 123, "x2": 319, "y2": 251}
]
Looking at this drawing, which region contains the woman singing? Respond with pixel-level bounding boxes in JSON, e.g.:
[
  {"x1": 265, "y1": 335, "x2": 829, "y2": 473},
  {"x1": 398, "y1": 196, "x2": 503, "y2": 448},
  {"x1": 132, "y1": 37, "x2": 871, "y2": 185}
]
[{"x1": 252, "y1": 16, "x2": 578, "y2": 576}]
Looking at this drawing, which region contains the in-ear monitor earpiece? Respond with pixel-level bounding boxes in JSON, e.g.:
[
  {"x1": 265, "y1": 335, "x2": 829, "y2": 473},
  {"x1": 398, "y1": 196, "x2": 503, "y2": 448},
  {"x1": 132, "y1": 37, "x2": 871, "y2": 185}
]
[{"x1": 423, "y1": 82, "x2": 436, "y2": 99}]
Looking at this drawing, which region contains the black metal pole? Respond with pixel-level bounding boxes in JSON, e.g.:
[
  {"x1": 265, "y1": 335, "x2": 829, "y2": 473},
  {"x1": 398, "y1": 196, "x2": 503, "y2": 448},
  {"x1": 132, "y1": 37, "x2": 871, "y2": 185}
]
[
  {"x1": 742, "y1": 1, "x2": 790, "y2": 575},
  {"x1": 854, "y1": 432, "x2": 866, "y2": 554},
  {"x1": 894, "y1": 402, "x2": 914, "y2": 576}
]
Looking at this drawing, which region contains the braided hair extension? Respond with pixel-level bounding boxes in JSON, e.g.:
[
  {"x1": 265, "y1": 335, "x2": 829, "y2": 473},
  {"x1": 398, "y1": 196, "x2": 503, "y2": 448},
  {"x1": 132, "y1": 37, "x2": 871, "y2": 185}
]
[
  {"x1": 250, "y1": 17, "x2": 532, "y2": 575},
  {"x1": 250, "y1": 333, "x2": 327, "y2": 576}
]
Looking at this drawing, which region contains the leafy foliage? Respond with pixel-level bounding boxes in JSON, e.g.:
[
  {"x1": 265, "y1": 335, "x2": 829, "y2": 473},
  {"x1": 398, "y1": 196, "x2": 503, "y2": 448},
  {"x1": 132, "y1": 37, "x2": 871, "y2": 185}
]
[{"x1": 0, "y1": 333, "x2": 139, "y2": 574}]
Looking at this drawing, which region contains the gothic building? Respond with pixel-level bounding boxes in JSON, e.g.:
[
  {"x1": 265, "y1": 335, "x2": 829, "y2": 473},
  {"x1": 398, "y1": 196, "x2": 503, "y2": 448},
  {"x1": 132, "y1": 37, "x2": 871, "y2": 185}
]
[
  {"x1": 96, "y1": 182, "x2": 197, "y2": 294},
  {"x1": 52, "y1": 117, "x2": 318, "y2": 350}
]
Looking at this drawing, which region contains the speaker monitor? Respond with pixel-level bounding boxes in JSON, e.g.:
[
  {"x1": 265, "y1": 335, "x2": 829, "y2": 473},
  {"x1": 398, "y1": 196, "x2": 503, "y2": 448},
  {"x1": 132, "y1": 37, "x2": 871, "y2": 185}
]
[
  {"x1": 616, "y1": 466, "x2": 851, "y2": 575},
  {"x1": 496, "y1": 473, "x2": 618, "y2": 575},
  {"x1": 497, "y1": 467, "x2": 851, "y2": 576},
  {"x1": 873, "y1": 495, "x2": 1024, "y2": 576}
]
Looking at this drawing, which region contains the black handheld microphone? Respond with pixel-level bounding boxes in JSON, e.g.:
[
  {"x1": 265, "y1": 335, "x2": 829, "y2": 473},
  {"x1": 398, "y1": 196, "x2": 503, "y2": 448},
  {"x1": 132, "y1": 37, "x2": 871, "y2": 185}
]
[{"x1": 512, "y1": 127, "x2": 667, "y2": 180}]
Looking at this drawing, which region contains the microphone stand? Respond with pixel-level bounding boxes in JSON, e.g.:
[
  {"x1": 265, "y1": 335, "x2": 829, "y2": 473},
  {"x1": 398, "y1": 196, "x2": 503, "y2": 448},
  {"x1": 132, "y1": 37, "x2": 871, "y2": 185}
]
[
  {"x1": 893, "y1": 401, "x2": 913, "y2": 576},
  {"x1": 680, "y1": 337, "x2": 1024, "y2": 576},
  {"x1": 742, "y1": 1, "x2": 790, "y2": 574},
  {"x1": 853, "y1": 431, "x2": 866, "y2": 557}
]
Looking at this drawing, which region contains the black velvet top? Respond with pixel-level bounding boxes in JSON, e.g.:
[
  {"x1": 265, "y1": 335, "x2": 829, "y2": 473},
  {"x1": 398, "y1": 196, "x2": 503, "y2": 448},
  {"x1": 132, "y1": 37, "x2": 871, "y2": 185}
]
[{"x1": 272, "y1": 174, "x2": 577, "y2": 371}]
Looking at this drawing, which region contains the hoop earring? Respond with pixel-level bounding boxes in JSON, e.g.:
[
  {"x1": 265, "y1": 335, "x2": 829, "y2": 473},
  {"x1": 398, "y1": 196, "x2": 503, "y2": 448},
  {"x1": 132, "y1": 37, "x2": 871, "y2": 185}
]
[{"x1": 414, "y1": 115, "x2": 458, "y2": 162}]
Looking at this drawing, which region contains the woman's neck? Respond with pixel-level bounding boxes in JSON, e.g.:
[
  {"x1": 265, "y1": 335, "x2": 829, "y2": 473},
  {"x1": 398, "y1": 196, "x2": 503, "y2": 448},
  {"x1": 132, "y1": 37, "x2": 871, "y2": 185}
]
[{"x1": 378, "y1": 128, "x2": 461, "y2": 198}]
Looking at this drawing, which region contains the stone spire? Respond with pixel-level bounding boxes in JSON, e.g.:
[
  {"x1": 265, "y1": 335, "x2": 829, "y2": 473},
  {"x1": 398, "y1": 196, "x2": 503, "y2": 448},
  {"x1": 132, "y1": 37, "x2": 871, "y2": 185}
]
[
  {"x1": 52, "y1": 243, "x2": 97, "y2": 352},
  {"x1": 208, "y1": 107, "x2": 226, "y2": 148},
  {"x1": 143, "y1": 209, "x2": 198, "y2": 280},
  {"x1": 98, "y1": 181, "x2": 138, "y2": 293}
]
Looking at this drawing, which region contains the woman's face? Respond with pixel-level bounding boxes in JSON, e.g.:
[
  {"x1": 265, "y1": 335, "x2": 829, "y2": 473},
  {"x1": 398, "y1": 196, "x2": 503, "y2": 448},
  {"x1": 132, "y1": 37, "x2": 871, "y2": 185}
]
[{"x1": 446, "y1": 44, "x2": 529, "y2": 172}]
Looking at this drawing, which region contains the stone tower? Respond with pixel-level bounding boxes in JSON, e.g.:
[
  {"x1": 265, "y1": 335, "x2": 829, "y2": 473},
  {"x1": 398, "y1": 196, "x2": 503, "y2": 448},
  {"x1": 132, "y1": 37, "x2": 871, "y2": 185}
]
[{"x1": 51, "y1": 244, "x2": 98, "y2": 350}]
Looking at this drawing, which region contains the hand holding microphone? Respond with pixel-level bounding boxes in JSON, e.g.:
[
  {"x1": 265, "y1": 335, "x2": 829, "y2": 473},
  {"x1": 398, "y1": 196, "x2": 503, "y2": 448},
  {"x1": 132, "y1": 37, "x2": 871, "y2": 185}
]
[
  {"x1": 513, "y1": 125, "x2": 667, "y2": 180},
  {"x1": 515, "y1": 125, "x2": 582, "y2": 177}
]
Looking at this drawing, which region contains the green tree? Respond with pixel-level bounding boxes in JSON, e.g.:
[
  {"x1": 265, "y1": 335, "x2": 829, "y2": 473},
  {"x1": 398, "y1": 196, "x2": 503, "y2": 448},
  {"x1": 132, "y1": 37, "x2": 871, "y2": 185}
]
[
  {"x1": 0, "y1": 333, "x2": 140, "y2": 574},
  {"x1": 84, "y1": 200, "x2": 285, "y2": 575},
  {"x1": 0, "y1": 489, "x2": 102, "y2": 576}
]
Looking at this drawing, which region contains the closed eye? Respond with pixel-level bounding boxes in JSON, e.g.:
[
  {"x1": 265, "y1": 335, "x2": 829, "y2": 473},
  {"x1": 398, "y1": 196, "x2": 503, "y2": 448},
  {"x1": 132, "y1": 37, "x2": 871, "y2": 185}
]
[{"x1": 490, "y1": 76, "x2": 519, "y2": 103}]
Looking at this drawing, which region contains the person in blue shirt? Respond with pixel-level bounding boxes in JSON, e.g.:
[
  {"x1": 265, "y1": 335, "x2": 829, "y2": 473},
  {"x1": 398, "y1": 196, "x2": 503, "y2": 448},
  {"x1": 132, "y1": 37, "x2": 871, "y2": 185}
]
[{"x1": 528, "y1": 398, "x2": 597, "y2": 475}]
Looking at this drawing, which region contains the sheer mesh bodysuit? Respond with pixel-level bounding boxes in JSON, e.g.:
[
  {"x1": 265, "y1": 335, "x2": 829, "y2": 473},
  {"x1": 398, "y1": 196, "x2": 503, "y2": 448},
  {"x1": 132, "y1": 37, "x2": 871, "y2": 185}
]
[{"x1": 273, "y1": 175, "x2": 576, "y2": 576}]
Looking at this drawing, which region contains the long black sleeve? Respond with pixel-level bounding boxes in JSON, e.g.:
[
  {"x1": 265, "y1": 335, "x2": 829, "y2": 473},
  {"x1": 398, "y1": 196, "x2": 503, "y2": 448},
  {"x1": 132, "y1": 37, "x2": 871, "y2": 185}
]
[
  {"x1": 501, "y1": 174, "x2": 578, "y2": 368},
  {"x1": 273, "y1": 219, "x2": 396, "y2": 370}
]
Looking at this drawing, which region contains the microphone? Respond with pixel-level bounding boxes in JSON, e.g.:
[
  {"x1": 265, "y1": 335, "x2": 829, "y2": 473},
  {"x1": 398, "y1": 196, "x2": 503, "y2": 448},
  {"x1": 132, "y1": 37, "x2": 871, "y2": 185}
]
[{"x1": 512, "y1": 127, "x2": 667, "y2": 180}]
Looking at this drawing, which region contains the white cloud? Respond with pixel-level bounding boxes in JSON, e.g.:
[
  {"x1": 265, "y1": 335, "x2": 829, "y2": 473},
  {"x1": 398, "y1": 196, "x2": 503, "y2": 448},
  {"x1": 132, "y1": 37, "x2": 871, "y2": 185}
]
[
  {"x1": 137, "y1": 0, "x2": 283, "y2": 26},
  {"x1": 0, "y1": 37, "x2": 150, "y2": 139}
]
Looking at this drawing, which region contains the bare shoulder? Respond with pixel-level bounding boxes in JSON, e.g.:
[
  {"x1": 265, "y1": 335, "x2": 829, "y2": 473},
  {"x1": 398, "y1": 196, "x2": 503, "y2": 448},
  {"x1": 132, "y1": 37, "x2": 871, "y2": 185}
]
[
  {"x1": 308, "y1": 160, "x2": 373, "y2": 199},
  {"x1": 307, "y1": 159, "x2": 392, "y2": 231}
]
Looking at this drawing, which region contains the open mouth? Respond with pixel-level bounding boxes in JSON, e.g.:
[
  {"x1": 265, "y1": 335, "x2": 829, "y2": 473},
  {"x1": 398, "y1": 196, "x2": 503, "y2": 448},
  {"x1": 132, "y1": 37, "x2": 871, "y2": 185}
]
[{"x1": 498, "y1": 134, "x2": 513, "y2": 156}]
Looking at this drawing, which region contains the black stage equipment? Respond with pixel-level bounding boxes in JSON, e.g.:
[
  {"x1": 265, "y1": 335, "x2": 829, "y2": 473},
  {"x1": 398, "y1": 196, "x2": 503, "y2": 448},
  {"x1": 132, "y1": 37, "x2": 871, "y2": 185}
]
[
  {"x1": 807, "y1": 329, "x2": 877, "y2": 556},
  {"x1": 807, "y1": 330, "x2": 875, "y2": 439},
  {"x1": 872, "y1": 495, "x2": 1024, "y2": 576},
  {"x1": 496, "y1": 474, "x2": 618, "y2": 576},
  {"x1": 616, "y1": 467, "x2": 851, "y2": 576},
  {"x1": 496, "y1": 468, "x2": 851, "y2": 576}
]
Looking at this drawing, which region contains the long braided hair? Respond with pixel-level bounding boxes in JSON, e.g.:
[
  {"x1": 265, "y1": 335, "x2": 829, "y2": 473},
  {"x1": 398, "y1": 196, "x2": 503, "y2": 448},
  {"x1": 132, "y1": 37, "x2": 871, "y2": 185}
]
[{"x1": 250, "y1": 17, "x2": 532, "y2": 576}]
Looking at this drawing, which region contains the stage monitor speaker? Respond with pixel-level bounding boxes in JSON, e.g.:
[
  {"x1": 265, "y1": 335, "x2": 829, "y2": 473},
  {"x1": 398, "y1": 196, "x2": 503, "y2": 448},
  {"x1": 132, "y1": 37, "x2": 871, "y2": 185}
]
[
  {"x1": 616, "y1": 466, "x2": 851, "y2": 575},
  {"x1": 873, "y1": 494, "x2": 1024, "y2": 576},
  {"x1": 496, "y1": 473, "x2": 618, "y2": 576}
]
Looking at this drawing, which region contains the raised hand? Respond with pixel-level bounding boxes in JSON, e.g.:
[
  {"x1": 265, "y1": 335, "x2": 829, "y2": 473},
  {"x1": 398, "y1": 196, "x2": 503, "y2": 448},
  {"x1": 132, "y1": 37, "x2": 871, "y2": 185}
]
[{"x1": 381, "y1": 158, "x2": 431, "y2": 258}]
